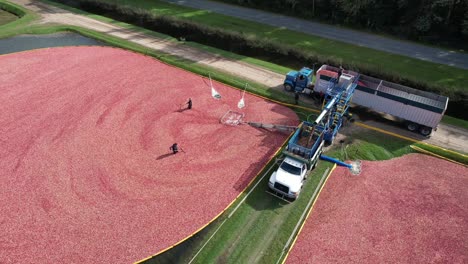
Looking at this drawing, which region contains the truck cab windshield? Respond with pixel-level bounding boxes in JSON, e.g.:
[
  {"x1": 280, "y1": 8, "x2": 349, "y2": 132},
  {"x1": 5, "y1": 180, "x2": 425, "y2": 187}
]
[{"x1": 280, "y1": 162, "x2": 302, "y2": 175}]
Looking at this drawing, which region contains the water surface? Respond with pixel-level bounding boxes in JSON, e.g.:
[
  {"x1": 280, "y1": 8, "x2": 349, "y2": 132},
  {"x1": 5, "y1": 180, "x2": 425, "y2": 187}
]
[{"x1": 0, "y1": 32, "x2": 108, "y2": 54}]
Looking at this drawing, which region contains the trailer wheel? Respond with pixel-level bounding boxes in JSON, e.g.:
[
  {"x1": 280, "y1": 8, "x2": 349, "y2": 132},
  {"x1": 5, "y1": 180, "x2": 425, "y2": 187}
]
[
  {"x1": 407, "y1": 122, "x2": 419, "y2": 132},
  {"x1": 419, "y1": 126, "x2": 432, "y2": 136},
  {"x1": 284, "y1": 84, "x2": 293, "y2": 92}
]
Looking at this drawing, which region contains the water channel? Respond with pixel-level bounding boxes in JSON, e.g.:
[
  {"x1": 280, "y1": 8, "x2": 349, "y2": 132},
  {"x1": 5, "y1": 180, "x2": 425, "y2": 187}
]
[{"x1": 0, "y1": 32, "x2": 108, "y2": 54}]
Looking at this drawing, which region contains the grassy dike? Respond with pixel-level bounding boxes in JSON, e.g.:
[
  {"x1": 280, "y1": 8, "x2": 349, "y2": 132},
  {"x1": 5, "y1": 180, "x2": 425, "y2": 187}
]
[
  {"x1": 441, "y1": 115, "x2": 468, "y2": 130},
  {"x1": 412, "y1": 143, "x2": 468, "y2": 164},
  {"x1": 0, "y1": 8, "x2": 17, "y2": 25},
  {"x1": 0, "y1": 1, "x2": 38, "y2": 36}
]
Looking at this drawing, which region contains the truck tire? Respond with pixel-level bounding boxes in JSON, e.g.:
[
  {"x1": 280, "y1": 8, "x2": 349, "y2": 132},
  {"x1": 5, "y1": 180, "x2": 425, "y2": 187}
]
[
  {"x1": 407, "y1": 122, "x2": 419, "y2": 132},
  {"x1": 284, "y1": 84, "x2": 293, "y2": 92},
  {"x1": 419, "y1": 126, "x2": 432, "y2": 136}
]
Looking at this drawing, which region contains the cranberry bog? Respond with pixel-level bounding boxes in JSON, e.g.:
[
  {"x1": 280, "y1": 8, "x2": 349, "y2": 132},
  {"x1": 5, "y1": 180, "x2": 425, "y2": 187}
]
[
  {"x1": 0, "y1": 47, "x2": 298, "y2": 263},
  {"x1": 286, "y1": 154, "x2": 468, "y2": 263}
]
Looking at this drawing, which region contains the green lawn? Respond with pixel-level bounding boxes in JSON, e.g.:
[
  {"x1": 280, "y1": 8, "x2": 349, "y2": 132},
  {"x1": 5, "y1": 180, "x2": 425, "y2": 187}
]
[
  {"x1": 441, "y1": 115, "x2": 468, "y2": 130},
  {"x1": 0, "y1": 1, "x2": 38, "y2": 37},
  {"x1": 97, "y1": 0, "x2": 468, "y2": 95},
  {"x1": 412, "y1": 143, "x2": 468, "y2": 164},
  {"x1": 212, "y1": 0, "x2": 468, "y2": 54}
]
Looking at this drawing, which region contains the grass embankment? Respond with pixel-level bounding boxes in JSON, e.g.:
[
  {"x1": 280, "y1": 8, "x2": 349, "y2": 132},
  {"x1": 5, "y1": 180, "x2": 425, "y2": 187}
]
[
  {"x1": 0, "y1": 1, "x2": 37, "y2": 36},
  {"x1": 0, "y1": 8, "x2": 17, "y2": 25},
  {"x1": 214, "y1": 0, "x2": 468, "y2": 53},
  {"x1": 441, "y1": 115, "x2": 468, "y2": 130},
  {"x1": 412, "y1": 143, "x2": 468, "y2": 165}
]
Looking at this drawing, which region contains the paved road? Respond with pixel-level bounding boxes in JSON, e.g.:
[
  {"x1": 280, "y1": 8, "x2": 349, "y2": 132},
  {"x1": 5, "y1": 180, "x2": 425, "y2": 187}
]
[
  {"x1": 10, "y1": 0, "x2": 468, "y2": 153},
  {"x1": 165, "y1": 0, "x2": 468, "y2": 70}
]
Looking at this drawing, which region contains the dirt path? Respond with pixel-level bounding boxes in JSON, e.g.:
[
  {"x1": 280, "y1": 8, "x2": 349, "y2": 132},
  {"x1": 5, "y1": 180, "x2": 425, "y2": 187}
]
[{"x1": 12, "y1": 0, "x2": 468, "y2": 154}]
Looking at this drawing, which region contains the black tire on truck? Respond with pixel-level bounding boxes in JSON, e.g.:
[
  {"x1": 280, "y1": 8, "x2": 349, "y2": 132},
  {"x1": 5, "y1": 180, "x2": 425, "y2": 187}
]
[
  {"x1": 407, "y1": 122, "x2": 419, "y2": 132},
  {"x1": 284, "y1": 84, "x2": 293, "y2": 92},
  {"x1": 419, "y1": 126, "x2": 432, "y2": 136}
]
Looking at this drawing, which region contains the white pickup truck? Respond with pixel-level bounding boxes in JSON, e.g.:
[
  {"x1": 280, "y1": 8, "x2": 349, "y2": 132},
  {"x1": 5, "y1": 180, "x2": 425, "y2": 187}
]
[
  {"x1": 268, "y1": 157, "x2": 308, "y2": 200},
  {"x1": 268, "y1": 121, "x2": 324, "y2": 201}
]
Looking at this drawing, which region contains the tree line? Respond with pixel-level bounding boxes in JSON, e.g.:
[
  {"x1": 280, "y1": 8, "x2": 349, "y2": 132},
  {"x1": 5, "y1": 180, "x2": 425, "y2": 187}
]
[{"x1": 220, "y1": 0, "x2": 468, "y2": 49}]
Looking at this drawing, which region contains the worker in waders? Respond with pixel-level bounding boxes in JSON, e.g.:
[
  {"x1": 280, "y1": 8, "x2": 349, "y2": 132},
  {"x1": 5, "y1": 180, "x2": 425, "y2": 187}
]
[
  {"x1": 294, "y1": 92, "x2": 299, "y2": 105},
  {"x1": 187, "y1": 98, "x2": 192, "y2": 110},
  {"x1": 319, "y1": 91, "x2": 324, "y2": 104},
  {"x1": 170, "y1": 143, "x2": 179, "y2": 154}
]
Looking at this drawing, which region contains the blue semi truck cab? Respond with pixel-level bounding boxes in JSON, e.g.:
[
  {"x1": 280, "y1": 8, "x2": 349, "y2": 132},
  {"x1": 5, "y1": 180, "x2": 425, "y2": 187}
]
[{"x1": 283, "y1": 67, "x2": 314, "y2": 94}]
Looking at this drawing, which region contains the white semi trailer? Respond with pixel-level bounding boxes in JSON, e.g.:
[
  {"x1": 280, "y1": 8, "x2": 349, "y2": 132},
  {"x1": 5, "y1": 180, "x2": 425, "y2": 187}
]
[{"x1": 315, "y1": 65, "x2": 449, "y2": 136}]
